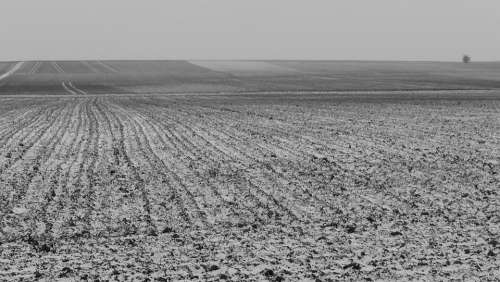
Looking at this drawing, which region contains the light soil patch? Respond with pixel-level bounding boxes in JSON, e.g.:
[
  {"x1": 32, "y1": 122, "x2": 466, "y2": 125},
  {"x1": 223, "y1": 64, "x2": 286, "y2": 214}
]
[
  {"x1": 189, "y1": 60, "x2": 300, "y2": 77},
  {"x1": 0, "y1": 62, "x2": 24, "y2": 81}
]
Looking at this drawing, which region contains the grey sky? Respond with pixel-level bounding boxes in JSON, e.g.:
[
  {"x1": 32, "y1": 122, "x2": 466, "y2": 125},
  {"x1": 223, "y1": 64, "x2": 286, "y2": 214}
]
[{"x1": 1, "y1": 0, "x2": 499, "y2": 61}]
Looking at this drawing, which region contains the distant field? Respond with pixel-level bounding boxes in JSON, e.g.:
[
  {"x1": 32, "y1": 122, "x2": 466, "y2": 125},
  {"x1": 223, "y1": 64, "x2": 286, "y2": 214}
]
[{"x1": 1, "y1": 60, "x2": 500, "y2": 95}]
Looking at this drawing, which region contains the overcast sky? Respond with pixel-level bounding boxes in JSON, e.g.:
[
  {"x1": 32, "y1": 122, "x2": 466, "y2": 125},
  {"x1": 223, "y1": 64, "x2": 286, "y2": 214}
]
[{"x1": 1, "y1": 0, "x2": 499, "y2": 61}]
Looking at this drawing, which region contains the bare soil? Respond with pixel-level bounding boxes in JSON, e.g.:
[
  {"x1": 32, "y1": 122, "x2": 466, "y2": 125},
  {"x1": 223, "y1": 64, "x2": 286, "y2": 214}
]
[{"x1": 0, "y1": 91, "x2": 499, "y2": 281}]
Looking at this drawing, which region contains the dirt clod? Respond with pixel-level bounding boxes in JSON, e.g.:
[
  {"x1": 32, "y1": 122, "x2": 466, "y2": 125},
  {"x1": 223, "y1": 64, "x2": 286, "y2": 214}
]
[{"x1": 343, "y1": 262, "x2": 362, "y2": 270}]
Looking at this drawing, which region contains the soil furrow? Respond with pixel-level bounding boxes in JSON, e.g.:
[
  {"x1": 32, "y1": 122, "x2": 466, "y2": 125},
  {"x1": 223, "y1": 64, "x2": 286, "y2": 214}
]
[
  {"x1": 128, "y1": 104, "x2": 261, "y2": 225},
  {"x1": 102, "y1": 100, "x2": 167, "y2": 235},
  {"x1": 128, "y1": 101, "x2": 302, "y2": 222},
  {"x1": 0, "y1": 100, "x2": 75, "y2": 239},
  {"x1": 110, "y1": 101, "x2": 205, "y2": 230},
  {"x1": 126, "y1": 102, "x2": 270, "y2": 224}
]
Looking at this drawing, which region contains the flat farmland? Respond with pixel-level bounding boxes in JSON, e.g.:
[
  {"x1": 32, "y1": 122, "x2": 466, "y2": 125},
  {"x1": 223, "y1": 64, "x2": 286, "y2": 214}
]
[
  {"x1": 0, "y1": 61, "x2": 499, "y2": 281},
  {"x1": 2, "y1": 60, "x2": 500, "y2": 95}
]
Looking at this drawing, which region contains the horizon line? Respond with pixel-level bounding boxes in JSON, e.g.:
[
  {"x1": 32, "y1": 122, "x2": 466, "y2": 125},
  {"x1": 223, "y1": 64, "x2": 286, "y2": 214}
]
[{"x1": 1, "y1": 59, "x2": 499, "y2": 63}]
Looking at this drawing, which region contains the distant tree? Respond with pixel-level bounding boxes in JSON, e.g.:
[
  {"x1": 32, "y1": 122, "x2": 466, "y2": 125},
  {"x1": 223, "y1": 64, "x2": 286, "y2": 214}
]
[{"x1": 462, "y1": 55, "x2": 471, "y2": 64}]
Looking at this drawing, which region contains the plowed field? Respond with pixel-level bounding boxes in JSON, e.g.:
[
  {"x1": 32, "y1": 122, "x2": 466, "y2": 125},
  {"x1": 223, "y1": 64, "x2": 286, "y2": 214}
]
[
  {"x1": 0, "y1": 61, "x2": 499, "y2": 280},
  {"x1": 0, "y1": 92, "x2": 499, "y2": 281}
]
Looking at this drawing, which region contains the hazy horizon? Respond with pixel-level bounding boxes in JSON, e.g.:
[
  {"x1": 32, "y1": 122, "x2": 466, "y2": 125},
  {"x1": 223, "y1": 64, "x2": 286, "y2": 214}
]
[
  {"x1": 1, "y1": 0, "x2": 499, "y2": 62},
  {"x1": 2, "y1": 59, "x2": 500, "y2": 63}
]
